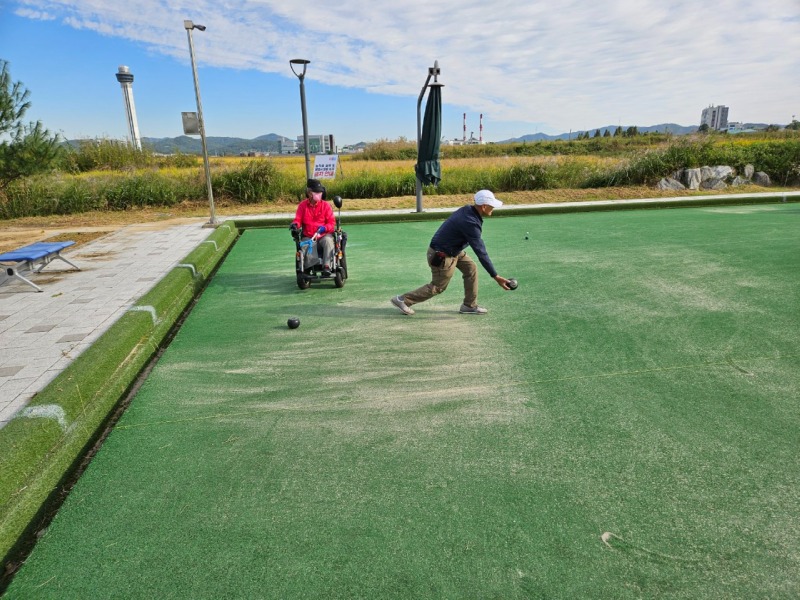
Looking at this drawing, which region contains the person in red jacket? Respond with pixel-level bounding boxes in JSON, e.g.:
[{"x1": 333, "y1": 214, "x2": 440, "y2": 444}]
[{"x1": 290, "y1": 179, "x2": 337, "y2": 276}]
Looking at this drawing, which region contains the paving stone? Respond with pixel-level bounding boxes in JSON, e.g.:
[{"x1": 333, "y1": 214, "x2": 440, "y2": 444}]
[
  {"x1": 0, "y1": 366, "x2": 25, "y2": 377},
  {"x1": 1, "y1": 376, "x2": 37, "y2": 394},
  {"x1": 25, "y1": 324, "x2": 57, "y2": 333},
  {"x1": 57, "y1": 332, "x2": 89, "y2": 343}
]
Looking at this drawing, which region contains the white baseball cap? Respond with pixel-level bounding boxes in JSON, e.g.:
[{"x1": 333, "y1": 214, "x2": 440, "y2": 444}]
[{"x1": 474, "y1": 189, "x2": 503, "y2": 208}]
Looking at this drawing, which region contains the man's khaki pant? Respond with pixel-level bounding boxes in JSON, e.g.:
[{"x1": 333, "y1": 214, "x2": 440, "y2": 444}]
[{"x1": 403, "y1": 247, "x2": 478, "y2": 308}]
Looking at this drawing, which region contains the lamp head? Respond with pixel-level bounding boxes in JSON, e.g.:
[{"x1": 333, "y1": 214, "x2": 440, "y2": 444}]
[
  {"x1": 184, "y1": 20, "x2": 206, "y2": 31},
  {"x1": 289, "y1": 58, "x2": 310, "y2": 79}
]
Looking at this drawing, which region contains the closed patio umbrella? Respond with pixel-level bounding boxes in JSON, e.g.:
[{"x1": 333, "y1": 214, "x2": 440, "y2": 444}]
[
  {"x1": 414, "y1": 61, "x2": 443, "y2": 212},
  {"x1": 415, "y1": 83, "x2": 442, "y2": 186}
]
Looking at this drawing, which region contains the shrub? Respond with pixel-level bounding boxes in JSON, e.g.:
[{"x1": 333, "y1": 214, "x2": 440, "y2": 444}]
[
  {"x1": 57, "y1": 178, "x2": 105, "y2": 213},
  {"x1": 61, "y1": 139, "x2": 155, "y2": 172},
  {"x1": 494, "y1": 163, "x2": 554, "y2": 190},
  {"x1": 100, "y1": 172, "x2": 181, "y2": 209},
  {"x1": 741, "y1": 140, "x2": 800, "y2": 185},
  {"x1": 355, "y1": 138, "x2": 418, "y2": 161},
  {"x1": 584, "y1": 138, "x2": 800, "y2": 187},
  {"x1": 213, "y1": 160, "x2": 289, "y2": 203},
  {"x1": 583, "y1": 139, "x2": 718, "y2": 186}
]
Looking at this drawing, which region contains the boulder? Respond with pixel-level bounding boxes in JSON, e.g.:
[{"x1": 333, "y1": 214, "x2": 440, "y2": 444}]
[
  {"x1": 700, "y1": 178, "x2": 728, "y2": 190},
  {"x1": 744, "y1": 164, "x2": 755, "y2": 179},
  {"x1": 753, "y1": 171, "x2": 771, "y2": 186},
  {"x1": 657, "y1": 177, "x2": 686, "y2": 190},
  {"x1": 731, "y1": 176, "x2": 748, "y2": 187},
  {"x1": 683, "y1": 168, "x2": 702, "y2": 190},
  {"x1": 709, "y1": 165, "x2": 734, "y2": 180}
]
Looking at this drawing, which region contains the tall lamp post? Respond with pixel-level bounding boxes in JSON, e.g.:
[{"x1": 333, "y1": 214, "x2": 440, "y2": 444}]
[
  {"x1": 184, "y1": 19, "x2": 218, "y2": 228},
  {"x1": 290, "y1": 59, "x2": 311, "y2": 181}
]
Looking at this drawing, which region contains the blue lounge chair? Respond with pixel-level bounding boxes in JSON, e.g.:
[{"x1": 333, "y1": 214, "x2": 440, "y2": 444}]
[{"x1": 0, "y1": 241, "x2": 81, "y2": 292}]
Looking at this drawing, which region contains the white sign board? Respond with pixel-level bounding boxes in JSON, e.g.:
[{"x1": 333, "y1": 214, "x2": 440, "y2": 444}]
[{"x1": 313, "y1": 154, "x2": 339, "y2": 179}]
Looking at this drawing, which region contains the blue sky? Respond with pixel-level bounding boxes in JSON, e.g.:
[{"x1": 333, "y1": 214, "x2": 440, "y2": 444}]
[{"x1": 1, "y1": 0, "x2": 798, "y2": 147}]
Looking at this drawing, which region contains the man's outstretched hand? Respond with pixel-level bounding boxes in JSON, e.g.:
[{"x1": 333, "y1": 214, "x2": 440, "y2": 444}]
[{"x1": 494, "y1": 275, "x2": 513, "y2": 290}]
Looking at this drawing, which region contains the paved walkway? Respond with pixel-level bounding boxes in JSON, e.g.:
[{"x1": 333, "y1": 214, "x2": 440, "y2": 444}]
[{"x1": 0, "y1": 220, "x2": 214, "y2": 427}]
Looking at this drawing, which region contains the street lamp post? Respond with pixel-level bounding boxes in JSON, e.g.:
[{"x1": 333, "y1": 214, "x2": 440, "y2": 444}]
[
  {"x1": 184, "y1": 19, "x2": 218, "y2": 228},
  {"x1": 290, "y1": 59, "x2": 312, "y2": 181}
]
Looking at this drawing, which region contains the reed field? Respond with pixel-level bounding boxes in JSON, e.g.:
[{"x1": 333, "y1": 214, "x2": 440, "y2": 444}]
[{"x1": 1, "y1": 135, "x2": 798, "y2": 220}]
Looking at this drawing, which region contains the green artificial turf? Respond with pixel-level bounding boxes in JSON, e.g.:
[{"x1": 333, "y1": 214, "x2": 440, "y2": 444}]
[{"x1": 5, "y1": 203, "x2": 799, "y2": 598}]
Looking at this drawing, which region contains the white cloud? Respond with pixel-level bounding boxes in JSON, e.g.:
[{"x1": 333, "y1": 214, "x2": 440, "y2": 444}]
[
  {"x1": 14, "y1": 7, "x2": 55, "y2": 19},
  {"x1": 14, "y1": 0, "x2": 800, "y2": 131}
]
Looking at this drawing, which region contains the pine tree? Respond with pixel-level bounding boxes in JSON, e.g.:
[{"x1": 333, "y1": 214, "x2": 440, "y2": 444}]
[{"x1": 0, "y1": 60, "x2": 62, "y2": 189}]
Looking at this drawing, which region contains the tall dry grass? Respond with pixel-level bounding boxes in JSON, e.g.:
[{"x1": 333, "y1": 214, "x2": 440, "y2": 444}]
[{"x1": 1, "y1": 137, "x2": 798, "y2": 219}]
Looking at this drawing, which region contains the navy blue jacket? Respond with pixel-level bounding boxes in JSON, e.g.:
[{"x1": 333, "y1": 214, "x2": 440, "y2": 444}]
[{"x1": 430, "y1": 205, "x2": 498, "y2": 277}]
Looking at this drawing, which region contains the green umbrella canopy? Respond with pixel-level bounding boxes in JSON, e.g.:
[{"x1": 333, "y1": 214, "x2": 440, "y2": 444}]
[{"x1": 415, "y1": 84, "x2": 442, "y2": 186}]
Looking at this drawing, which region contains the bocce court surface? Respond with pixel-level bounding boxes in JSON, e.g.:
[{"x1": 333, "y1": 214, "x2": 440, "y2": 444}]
[{"x1": 5, "y1": 202, "x2": 799, "y2": 598}]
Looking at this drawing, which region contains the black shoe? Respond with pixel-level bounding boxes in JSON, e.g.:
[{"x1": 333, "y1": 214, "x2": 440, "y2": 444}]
[{"x1": 322, "y1": 265, "x2": 332, "y2": 277}]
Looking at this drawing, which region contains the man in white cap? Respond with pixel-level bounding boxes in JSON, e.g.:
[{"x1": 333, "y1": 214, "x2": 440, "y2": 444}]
[{"x1": 391, "y1": 189, "x2": 513, "y2": 315}]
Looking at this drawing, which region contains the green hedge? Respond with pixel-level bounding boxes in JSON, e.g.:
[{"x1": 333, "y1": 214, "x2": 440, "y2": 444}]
[{"x1": 0, "y1": 221, "x2": 238, "y2": 570}]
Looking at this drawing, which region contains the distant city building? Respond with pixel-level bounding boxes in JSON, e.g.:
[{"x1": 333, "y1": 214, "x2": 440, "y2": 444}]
[
  {"x1": 340, "y1": 143, "x2": 366, "y2": 154},
  {"x1": 280, "y1": 138, "x2": 298, "y2": 154},
  {"x1": 296, "y1": 134, "x2": 335, "y2": 154},
  {"x1": 726, "y1": 122, "x2": 758, "y2": 135},
  {"x1": 465, "y1": 131, "x2": 486, "y2": 145},
  {"x1": 701, "y1": 105, "x2": 729, "y2": 130}
]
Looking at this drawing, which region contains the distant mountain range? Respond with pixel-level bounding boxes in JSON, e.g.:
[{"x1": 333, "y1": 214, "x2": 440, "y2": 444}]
[
  {"x1": 141, "y1": 133, "x2": 290, "y2": 155},
  {"x1": 65, "y1": 122, "x2": 775, "y2": 155},
  {"x1": 499, "y1": 123, "x2": 698, "y2": 143},
  {"x1": 499, "y1": 122, "x2": 773, "y2": 143}
]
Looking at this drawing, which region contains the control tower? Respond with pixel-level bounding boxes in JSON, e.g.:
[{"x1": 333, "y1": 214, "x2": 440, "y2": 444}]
[{"x1": 115, "y1": 65, "x2": 142, "y2": 150}]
